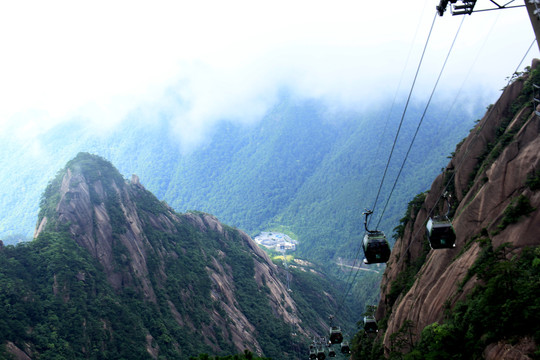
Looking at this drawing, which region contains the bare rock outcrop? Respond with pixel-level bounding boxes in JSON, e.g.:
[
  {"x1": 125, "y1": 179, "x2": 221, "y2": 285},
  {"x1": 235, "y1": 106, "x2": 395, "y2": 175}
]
[
  {"x1": 484, "y1": 337, "x2": 536, "y2": 360},
  {"x1": 187, "y1": 211, "x2": 306, "y2": 350},
  {"x1": 5, "y1": 341, "x2": 32, "y2": 360},
  {"x1": 35, "y1": 166, "x2": 157, "y2": 301}
]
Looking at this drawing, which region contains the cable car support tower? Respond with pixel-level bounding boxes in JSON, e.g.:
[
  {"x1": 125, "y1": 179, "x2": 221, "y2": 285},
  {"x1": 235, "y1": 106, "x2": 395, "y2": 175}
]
[{"x1": 436, "y1": 1, "x2": 540, "y2": 51}]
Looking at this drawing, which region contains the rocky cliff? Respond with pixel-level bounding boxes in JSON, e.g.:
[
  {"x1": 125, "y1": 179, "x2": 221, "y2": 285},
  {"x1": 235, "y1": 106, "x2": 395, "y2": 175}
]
[
  {"x1": 375, "y1": 60, "x2": 540, "y2": 358},
  {"x1": 2, "y1": 152, "x2": 335, "y2": 359}
]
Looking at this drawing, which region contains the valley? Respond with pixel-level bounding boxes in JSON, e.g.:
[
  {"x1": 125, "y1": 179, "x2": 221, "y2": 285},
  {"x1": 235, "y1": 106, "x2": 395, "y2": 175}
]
[
  {"x1": 1, "y1": 0, "x2": 539, "y2": 358},
  {"x1": 0, "y1": 94, "x2": 486, "y2": 359}
]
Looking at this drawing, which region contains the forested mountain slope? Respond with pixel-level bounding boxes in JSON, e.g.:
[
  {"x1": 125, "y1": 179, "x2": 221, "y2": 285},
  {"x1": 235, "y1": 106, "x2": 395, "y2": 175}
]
[
  {"x1": 0, "y1": 95, "x2": 482, "y2": 268},
  {"x1": 355, "y1": 61, "x2": 540, "y2": 359},
  {"x1": 0, "y1": 153, "x2": 352, "y2": 360},
  {"x1": 0, "y1": 94, "x2": 486, "y2": 329}
]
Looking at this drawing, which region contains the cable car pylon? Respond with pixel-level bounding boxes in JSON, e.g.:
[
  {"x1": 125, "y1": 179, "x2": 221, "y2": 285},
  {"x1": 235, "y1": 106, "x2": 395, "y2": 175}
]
[{"x1": 436, "y1": 1, "x2": 539, "y2": 51}]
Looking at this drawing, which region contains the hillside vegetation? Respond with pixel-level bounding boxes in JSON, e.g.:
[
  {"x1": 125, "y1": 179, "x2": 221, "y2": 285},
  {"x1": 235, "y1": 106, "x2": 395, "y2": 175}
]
[
  {"x1": 0, "y1": 153, "x2": 355, "y2": 359},
  {"x1": 0, "y1": 95, "x2": 485, "y2": 343}
]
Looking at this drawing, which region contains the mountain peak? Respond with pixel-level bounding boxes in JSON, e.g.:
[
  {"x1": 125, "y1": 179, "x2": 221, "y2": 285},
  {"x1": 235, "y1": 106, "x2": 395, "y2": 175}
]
[
  {"x1": 36, "y1": 152, "x2": 159, "y2": 300},
  {"x1": 25, "y1": 152, "x2": 325, "y2": 358},
  {"x1": 131, "y1": 173, "x2": 141, "y2": 185}
]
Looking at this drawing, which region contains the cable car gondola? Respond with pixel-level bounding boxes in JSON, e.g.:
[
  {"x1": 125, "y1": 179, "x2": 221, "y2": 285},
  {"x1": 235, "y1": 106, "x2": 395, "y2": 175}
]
[
  {"x1": 309, "y1": 345, "x2": 317, "y2": 360},
  {"x1": 426, "y1": 193, "x2": 456, "y2": 249},
  {"x1": 426, "y1": 217, "x2": 456, "y2": 249},
  {"x1": 328, "y1": 326, "x2": 343, "y2": 344},
  {"x1": 362, "y1": 210, "x2": 391, "y2": 264},
  {"x1": 340, "y1": 341, "x2": 351, "y2": 354},
  {"x1": 328, "y1": 316, "x2": 343, "y2": 344},
  {"x1": 364, "y1": 315, "x2": 378, "y2": 333},
  {"x1": 317, "y1": 346, "x2": 326, "y2": 360},
  {"x1": 328, "y1": 347, "x2": 336, "y2": 358}
]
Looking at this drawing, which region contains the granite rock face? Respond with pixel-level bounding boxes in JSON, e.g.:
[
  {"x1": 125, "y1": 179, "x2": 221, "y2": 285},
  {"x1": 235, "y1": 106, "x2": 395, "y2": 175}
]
[{"x1": 377, "y1": 61, "x2": 540, "y2": 356}]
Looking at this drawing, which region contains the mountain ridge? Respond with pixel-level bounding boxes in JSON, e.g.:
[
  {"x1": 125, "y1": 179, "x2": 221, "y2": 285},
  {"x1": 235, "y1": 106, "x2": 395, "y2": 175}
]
[
  {"x1": 2, "y1": 152, "x2": 352, "y2": 359},
  {"x1": 366, "y1": 60, "x2": 540, "y2": 359}
]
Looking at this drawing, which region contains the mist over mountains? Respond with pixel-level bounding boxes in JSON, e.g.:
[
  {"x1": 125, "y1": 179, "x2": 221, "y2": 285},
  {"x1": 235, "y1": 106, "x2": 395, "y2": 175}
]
[
  {"x1": 1, "y1": 1, "x2": 539, "y2": 358},
  {"x1": 0, "y1": 92, "x2": 489, "y2": 331},
  {"x1": 1, "y1": 95, "x2": 483, "y2": 261},
  {"x1": 2, "y1": 63, "x2": 540, "y2": 357}
]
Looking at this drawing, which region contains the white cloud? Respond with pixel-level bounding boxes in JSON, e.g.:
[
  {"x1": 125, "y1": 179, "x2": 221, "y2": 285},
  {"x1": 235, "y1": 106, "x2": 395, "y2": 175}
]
[{"x1": 0, "y1": 0, "x2": 538, "y2": 148}]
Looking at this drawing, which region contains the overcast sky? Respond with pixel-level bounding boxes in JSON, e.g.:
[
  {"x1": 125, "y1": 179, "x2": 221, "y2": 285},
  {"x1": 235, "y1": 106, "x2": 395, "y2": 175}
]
[{"x1": 0, "y1": 0, "x2": 538, "y2": 149}]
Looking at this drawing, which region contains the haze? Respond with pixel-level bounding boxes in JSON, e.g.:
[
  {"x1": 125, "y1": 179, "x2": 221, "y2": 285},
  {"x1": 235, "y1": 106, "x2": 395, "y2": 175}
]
[{"x1": 0, "y1": 0, "x2": 538, "y2": 149}]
